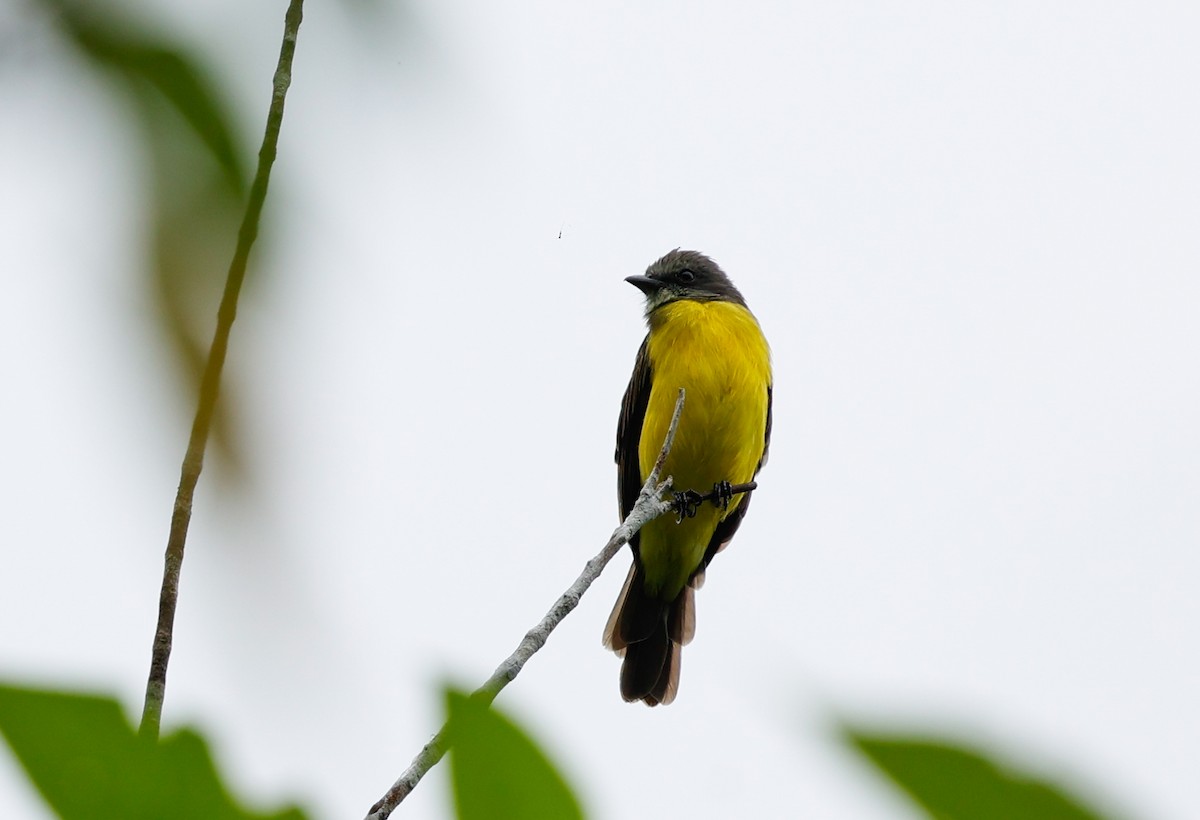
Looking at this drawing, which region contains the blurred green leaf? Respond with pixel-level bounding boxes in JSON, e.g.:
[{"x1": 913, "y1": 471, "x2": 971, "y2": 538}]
[
  {"x1": 0, "y1": 682, "x2": 307, "y2": 820},
  {"x1": 844, "y1": 726, "x2": 1113, "y2": 820},
  {"x1": 445, "y1": 689, "x2": 584, "y2": 820},
  {"x1": 49, "y1": 0, "x2": 247, "y2": 194},
  {"x1": 41, "y1": 0, "x2": 253, "y2": 479}
]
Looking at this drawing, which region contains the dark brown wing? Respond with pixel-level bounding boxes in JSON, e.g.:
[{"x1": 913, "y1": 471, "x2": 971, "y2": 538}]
[
  {"x1": 605, "y1": 334, "x2": 665, "y2": 676},
  {"x1": 616, "y1": 336, "x2": 653, "y2": 545},
  {"x1": 689, "y1": 380, "x2": 773, "y2": 587},
  {"x1": 759, "y1": 383, "x2": 773, "y2": 470}
]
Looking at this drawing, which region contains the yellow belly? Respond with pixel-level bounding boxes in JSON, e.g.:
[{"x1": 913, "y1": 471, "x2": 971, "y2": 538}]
[{"x1": 637, "y1": 300, "x2": 771, "y2": 599}]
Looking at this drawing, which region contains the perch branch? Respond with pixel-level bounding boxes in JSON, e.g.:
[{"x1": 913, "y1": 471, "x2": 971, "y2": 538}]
[{"x1": 364, "y1": 389, "x2": 687, "y2": 820}]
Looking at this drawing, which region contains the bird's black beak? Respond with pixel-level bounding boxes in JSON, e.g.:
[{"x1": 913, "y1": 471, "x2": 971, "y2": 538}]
[{"x1": 625, "y1": 275, "x2": 658, "y2": 295}]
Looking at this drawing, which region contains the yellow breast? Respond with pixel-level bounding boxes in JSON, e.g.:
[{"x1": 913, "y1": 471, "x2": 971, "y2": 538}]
[{"x1": 637, "y1": 299, "x2": 772, "y2": 598}]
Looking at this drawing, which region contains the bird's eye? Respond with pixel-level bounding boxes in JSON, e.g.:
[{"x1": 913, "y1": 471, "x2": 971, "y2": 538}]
[{"x1": 677, "y1": 269, "x2": 696, "y2": 284}]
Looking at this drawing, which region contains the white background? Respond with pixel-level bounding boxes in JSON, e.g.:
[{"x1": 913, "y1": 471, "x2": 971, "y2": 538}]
[{"x1": 2, "y1": 1, "x2": 1197, "y2": 818}]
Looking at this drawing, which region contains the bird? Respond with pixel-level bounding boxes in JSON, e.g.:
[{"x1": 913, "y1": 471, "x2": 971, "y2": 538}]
[{"x1": 603, "y1": 249, "x2": 772, "y2": 705}]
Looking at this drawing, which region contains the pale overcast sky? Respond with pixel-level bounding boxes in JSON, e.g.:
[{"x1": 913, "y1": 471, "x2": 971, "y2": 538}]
[{"x1": 2, "y1": 1, "x2": 1198, "y2": 818}]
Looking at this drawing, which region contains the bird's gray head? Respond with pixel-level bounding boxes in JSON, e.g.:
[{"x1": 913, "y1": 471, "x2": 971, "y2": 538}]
[{"x1": 625, "y1": 249, "x2": 747, "y2": 314}]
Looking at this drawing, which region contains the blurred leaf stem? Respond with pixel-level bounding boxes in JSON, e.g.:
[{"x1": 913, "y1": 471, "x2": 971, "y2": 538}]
[{"x1": 139, "y1": 0, "x2": 305, "y2": 741}]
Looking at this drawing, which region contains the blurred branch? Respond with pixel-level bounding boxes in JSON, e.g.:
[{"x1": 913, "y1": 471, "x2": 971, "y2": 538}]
[
  {"x1": 138, "y1": 0, "x2": 306, "y2": 741},
  {"x1": 365, "y1": 389, "x2": 688, "y2": 820}
]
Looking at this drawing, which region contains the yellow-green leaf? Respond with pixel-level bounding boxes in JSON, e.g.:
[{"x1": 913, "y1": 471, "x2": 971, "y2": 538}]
[
  {"x1": 445, "y1": 689, "x2": 583, "y2": 820},
  {"x1": 844, "y1": 726, "x2": 1114, "y2": 820},
  {"x1": 0, "y1": 682, "x2": 307, "y2": 820}
]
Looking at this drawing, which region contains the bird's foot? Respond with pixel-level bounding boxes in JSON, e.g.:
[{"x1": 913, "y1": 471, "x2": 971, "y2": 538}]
[
  {"x1": 711, "y1": 480, "x2": 734, "y2": 512},
  {"x1": 673, "y1": 490, "x2": 705, "y2": 523}
]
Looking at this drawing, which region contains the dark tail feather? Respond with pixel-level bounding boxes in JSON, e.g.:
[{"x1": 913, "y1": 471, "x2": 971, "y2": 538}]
[
  {"x1": 668, "y1": 585, "x2": 695, "y2": 645},
  {"x1": 602, "y1": 562, "x2": 666, "y2": 651},
  {"x1": 639, "y1": 638, "x2": 681, "y2": 706},
  {"x1": 604, "y1": 563, "x2": 692, "y2": 706},
  {"x1": 620, "y1": 622, "x2": 673, "y2": 704}
]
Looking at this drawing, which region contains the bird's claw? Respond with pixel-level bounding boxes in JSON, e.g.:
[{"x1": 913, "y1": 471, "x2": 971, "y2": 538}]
[
  {"x1": 673, "y1": 490, "x2": 704, "y2": 523},
  {"x1": 712, "y1": 480, "x2": 734, "y2": 512}
]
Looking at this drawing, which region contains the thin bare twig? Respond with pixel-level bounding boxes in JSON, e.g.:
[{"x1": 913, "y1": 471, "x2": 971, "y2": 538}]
[
  {"x1": 670, "y1": 480, "x2": 759, "y2": 522},
  {"x1": 365, "y1": 389, "x2": 688, "y2": 820},
  {"x1": 138, "y1": 0, "x2": 305, "y2": 741},
  {"x1": 693, "y1": 481, "x2": 758, "y2": 503}
]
